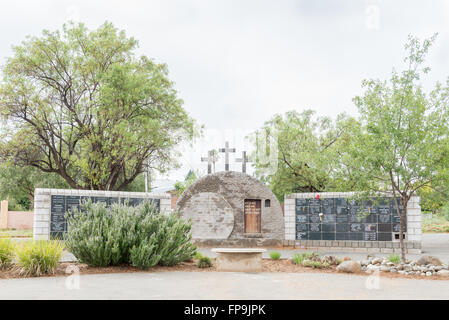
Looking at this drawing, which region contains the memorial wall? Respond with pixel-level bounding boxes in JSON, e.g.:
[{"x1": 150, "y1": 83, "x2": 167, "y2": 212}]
[
  {"x1": 284, "y1": 192, "x2": 423, "y2": 253},
  {"x1": 33, "y1": 188, "x2": 171, "y2": 240}
]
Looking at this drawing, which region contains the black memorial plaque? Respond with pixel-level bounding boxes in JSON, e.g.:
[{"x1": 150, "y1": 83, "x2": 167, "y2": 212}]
[
  {"x1": 323, "y1": 214, "x2": 336, "y2": 223},
  {"x1": 364, "y1": 232, "x2": 377, "y2": 241},
  {"x1": 296, "y1": 199, "x2": 308, "y2": 206},
  {"x1": 50, "y1": 195, "x2": 66, "y2": 238},
  {"x1": 296, "y1": 231, "x2": 308, "y2": 240},
  {"x1": 350, "y1": 223, "x2": 362, "y2": 232},
  {"x1": 336, "y1": 215, "x2": 349, "y2": 223},
  {"x1": 309, "y1": 214, "x2": 321, "y2": 223},
  {"x1": 296, "y1": 206, "x2": 308, "y2": 215},
  {"x1": 322, "y1": 198, "x2": 335, "y2": 214},
  {"x1": 295, "y1": 196, "x2": 407, "y2": 241},
  {"x1": 93, "y1": 197, "x2": 109, "y2": 205},
  {"x1": 50, "y1": 195, "x2": 161, "y2": 238}
]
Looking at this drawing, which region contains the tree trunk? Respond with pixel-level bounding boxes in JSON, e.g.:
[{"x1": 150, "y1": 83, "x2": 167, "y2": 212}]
[{"x1": 399, "y1": 197, "x2": 408, "y2": 263}]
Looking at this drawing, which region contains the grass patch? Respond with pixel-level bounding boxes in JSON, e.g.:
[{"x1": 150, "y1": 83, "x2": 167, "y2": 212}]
[
  {"x1": 197, "y1": 256, "x2": 212, "y2": 268},
  {"x1": 194, "y1": 251, "x2": 203, "y2": 260},
  {"x1": 269, "y1": 251, "x2": 281, "y2": 260},
  {"x1": 15, "y1": 240, "x2": 65, "y2": 276},
  {"x1": 0, "y1": 229, "x2": 32, "y2": 238},
  {"x1": 422, "y1": 214, "x2": 449, "y2": 233},
  {"x1": 387, "y1": 254, "x2": 401, "y2": 264},
  {"x1": 292, "y1": 252, "x2": 319, "y2": 265},
  {"x1": 0, "y1": 239, "x2": 15, "y2": 268}
]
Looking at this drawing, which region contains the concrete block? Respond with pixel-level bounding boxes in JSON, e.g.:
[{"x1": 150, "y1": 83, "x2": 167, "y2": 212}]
[
  {"x1": 407, "y1": 234, "x2": 421, "y2": 241},
  {"x1": 412, "y1": 242, "x2": 422, "y2": 249},
  {"x1": 285, "y1": 234, "x2": 295, "y2": 240},
  {"x1": 34, "y1": 221, "x2": 49, "y2": 228}
]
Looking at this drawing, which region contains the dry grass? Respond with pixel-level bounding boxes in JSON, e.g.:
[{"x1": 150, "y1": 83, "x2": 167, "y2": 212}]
[
  {"x1": 422, "y1": 215, "x2": 449, "y2": 233},
  {"x1": 0, "y1": 229, "x2": 33, "y2": 238}
]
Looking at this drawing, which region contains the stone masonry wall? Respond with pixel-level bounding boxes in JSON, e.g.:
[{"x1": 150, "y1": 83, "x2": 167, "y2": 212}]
[
  {"x1": 284, "y1": 192, "x2": 422, "y2": 254},
  {"x1": 176, "y1": 171, "x2": 284, "y2": 240},
  {"x1": 33, "y1": 188, "x2": 171, "y2": 240}
]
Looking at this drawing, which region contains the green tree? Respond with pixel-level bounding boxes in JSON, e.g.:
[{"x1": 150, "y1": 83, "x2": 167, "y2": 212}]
[
  {"x1": 418, "y1": 184, "x2": 448, "y2": 214},
  {"x1": 0, "y1": 161, "x2": 68, "y2": 210},
  {"x1": 349, "y1": 34, "x2": 449, "y2": 261},
  {"x1": 174, "y1": 170, "x2": 199, "y2": 196},
  {"x1": 0, "y1": 22, "x2": 198, "y2": 191},
  {"x1": 250, "y1": 110, "x2": 359, "y2": 200}
]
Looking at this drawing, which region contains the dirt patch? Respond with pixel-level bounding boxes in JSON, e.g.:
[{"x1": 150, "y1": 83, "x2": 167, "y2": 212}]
[{"x1": 1, "y1": 259, "x2": 448, "y2": 281}]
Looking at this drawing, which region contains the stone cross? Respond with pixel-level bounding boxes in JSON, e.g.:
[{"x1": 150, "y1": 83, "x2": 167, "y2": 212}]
[
  {"x1": 236, "y1": 151, "x2": 250, "y2": 173},
  {"x1": 201, "y1": 150, "x2": 213, "y2": 174},
  {"x1": 219, "y1": 141, "x2": 236, "y2": 172}
]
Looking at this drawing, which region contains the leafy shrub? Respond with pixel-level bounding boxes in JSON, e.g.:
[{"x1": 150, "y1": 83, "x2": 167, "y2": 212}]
[
  {"x1": 197, "y1": 256, "x2": 212, "y2": 268},
  {"x1": 269, "y1": 251, "x2": 281, "y2": 260},
  {"x1": 321, "y1": 255, "x2": 342, "y2": 266},
  {"x1": 388, "y1": 254, "x2": 401, "y2": 264},
  {"x1": 15, "y1": 240, "x2": 64, "y2": 276},
  {"x1": 194, "y1": 251, "x2": 203, "y2": 260},
  {"x1": 302, "y1": 260, "x2": 328, "y2": 269},
  {"x1": 292, "y1": 252, "x2": 334, "y2": 268},
  {"x1": 0, "y1": 239, "x2": 15, "y2": 268},
  {"x1": 64, "y1": 201, "x2": 196, "y2": 268},
  {"x1": 292, "y1": 252, "x2": 319, "y2": 265},
  {"x1": 441, "y1": 203, "x2": 449, "y2": 221}
]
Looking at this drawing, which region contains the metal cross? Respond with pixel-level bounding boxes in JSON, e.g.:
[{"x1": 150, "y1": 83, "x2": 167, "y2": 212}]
[
  {"x1": 235, "y1": 151, "x2": 250, "y2": 173},
  {"x1": 201, "y1": 150, "x2": 213, "y2": 174},
  {"x1": 219, "y1": 141, "x2": 236, "y2": 172}
]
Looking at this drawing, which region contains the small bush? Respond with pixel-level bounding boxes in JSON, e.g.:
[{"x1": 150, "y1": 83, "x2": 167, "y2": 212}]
[
  {"x1": 194, "y1": 251, "x2": 203, "y2": 260},
  {"x1": 292, "y1": 252, "x2": 319, "y2": 265},
  {"x1": 0, "y1": 239, "x2": 15, "y2": 268},
  {"x1": 302, "y1": 260, "x2": 327, "y2": 269},
  {"x1": 197, "y1": 256, "x2": 212, "y2": 268},
  {"x1": 64, "y1": 200, "x2": 196, "y2": 268},
  {"x1": 388, "y1": 254, "x2": 401, "y2": 264},
  {"x1": 441, "y1": 203, "x2": 449, "y2": 221},
  {"x1": 15, "y1": 240, "x2": 64, "y2": 276},
  {"x1": 269, "y1": 251, "x2": 281, "y2": 260}
]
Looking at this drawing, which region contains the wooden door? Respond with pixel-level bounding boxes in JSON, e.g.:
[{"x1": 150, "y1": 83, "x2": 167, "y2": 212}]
[{"x1": 244, "y1": 199, "x2": 261, "y2": 233}]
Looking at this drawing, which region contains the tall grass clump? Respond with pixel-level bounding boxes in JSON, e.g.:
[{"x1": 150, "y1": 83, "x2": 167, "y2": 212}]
[
  {"x1": 292, "y1": 252, "x2": 318, "y2": 265},
  {"x1": 64, "y1": 200, "x2": 197, "y2": 269},
  {"x1": 197, "y1": 256, "x2": 212, "y2": 268},
  {"x1": 0, "y1": 238, "x2": 15, "y2": 268},
  {"x1": 15, "y1": 240, "x2": 65, "y2": 276},
  {"x1": 388, "y1": 253, "x2": 401, "y2": 264},
  {"x1": 269, "y1": 251, "x2": 281, "y2": 260}
]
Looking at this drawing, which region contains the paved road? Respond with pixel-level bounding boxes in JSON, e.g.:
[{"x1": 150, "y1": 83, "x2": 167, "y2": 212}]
[{"x1": 1, "y1": 271, "x2": 449, "y2": 300}]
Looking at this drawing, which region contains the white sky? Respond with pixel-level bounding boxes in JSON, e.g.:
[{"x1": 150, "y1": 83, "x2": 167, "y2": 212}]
[{"x1": 1, "y1": 0, "x2": 449, "y2": 182}]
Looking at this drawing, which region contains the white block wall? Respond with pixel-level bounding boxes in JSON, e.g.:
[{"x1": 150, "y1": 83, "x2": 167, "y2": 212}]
[
  {"x1": 284, "y1": 192, "x2": 422, "y2": 243},
  {"x1": 33, "y1": 188, "x2": 171, "y2": 240}
]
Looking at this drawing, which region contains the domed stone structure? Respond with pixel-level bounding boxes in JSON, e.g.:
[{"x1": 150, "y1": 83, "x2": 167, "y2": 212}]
[{"x1": 175, "y1": 171, "x2": 284, "y2": 246}]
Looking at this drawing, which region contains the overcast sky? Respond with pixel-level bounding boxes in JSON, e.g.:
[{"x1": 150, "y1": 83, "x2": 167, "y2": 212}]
[{"x1": 1, "y1": 0, "x2": 449, "y2": 183}]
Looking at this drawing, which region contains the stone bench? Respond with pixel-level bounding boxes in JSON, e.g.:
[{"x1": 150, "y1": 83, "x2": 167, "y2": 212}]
[{"x1": 211, "y1": 248, "x2": 266, "y2": 272}]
